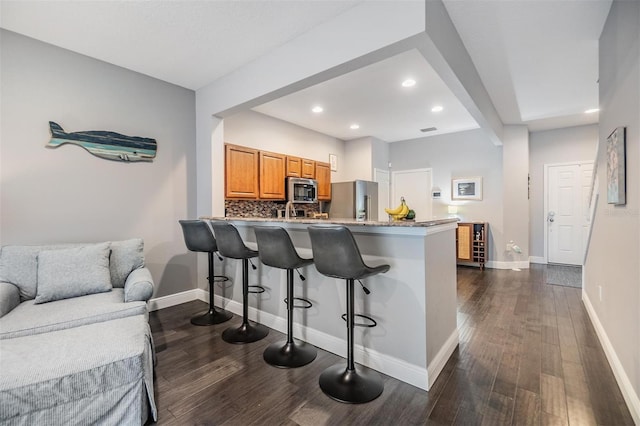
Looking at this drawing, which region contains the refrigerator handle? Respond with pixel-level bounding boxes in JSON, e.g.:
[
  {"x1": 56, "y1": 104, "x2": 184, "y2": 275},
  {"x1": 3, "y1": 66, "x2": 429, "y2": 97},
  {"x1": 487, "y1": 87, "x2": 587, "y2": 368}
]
[{"x1": 364, "y1": 195, "x2": 370, "y2": 220}]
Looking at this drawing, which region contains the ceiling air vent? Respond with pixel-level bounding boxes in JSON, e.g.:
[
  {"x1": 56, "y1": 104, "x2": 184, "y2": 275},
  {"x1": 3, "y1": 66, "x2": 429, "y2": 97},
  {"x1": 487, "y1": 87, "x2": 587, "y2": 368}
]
[{"x1": 420, "y1": 127, "x2": 437, "y2": 133}]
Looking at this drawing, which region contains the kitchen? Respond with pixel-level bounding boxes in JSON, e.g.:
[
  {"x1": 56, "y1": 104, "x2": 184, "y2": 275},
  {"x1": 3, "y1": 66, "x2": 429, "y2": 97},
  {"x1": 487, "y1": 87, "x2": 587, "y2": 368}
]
[{"x1": 203, "y1": 96, "x2": 461, "y2": 390}]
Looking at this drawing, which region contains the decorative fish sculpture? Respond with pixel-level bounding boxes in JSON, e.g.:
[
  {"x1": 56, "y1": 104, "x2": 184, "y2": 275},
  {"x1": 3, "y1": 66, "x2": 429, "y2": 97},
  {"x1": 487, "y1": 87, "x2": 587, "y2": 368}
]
[{"x1": 47, "y1": 121, "x2": 157, "y2": 162}]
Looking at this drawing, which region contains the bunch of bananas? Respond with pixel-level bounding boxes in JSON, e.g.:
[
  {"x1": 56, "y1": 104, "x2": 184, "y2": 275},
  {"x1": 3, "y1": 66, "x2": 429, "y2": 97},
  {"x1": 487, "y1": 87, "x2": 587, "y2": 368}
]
[{"x1": 385, "y1": 197, "x2": 410, "y2": 221}]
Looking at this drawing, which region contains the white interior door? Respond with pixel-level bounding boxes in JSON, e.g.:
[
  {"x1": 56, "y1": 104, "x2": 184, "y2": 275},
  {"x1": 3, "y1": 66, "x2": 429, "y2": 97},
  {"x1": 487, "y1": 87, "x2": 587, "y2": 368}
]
[
  {"x1": 391, "y1": 168, "x2": 432, "y2": 221},
  {"x1": 546, "y1": 162, "x2": 593, "y2": 265},
  {"x1": 374, "y1": 168, "x2": 390, "y2": 222}
]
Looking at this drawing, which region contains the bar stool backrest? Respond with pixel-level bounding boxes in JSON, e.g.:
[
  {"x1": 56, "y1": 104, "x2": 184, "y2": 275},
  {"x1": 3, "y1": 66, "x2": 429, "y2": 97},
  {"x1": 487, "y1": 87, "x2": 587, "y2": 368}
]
[
  {"x1": 210, "y1": 221, "x2": 257, "y2": 260},
  {"x1": 179, "y1": 220, "x2": 216, "y2": 253},
  {"x1": 308, "y1": 226, "x2": 374, "y2": 280},
  {"x1": 254, "y1": 226, "x2": 310, "y2": 270}
]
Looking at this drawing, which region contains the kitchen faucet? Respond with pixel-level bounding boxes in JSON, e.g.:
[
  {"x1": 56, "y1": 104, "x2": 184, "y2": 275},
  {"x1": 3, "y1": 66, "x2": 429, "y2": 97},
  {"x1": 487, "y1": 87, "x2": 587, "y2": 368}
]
[{"x1": 285, "y1": 201, "x2": 297, "y2": 219}]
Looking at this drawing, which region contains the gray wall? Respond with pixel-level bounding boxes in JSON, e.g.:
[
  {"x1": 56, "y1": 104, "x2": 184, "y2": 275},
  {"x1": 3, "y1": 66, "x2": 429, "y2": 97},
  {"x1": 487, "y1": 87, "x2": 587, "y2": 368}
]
[
  {"x1": 529, "y1": 124, "x2": 598, "y2": 259},
  {"x1": 0, "y1": 30, "x2": 197, "y2": 298},
  {"x1": 585, "y1": 0, "x2": 640, "y2": 416},
  {"x1": 389, "y1": 129, "x2": 505, "y2": 263}
]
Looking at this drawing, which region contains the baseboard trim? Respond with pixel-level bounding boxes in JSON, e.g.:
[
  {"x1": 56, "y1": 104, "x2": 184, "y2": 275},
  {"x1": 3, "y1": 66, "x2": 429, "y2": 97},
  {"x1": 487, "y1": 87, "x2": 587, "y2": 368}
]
[
  {"x1": 427, "y1": 329, "x2": 459, "y2": 389},
  {"x1": 148, "y1": 289, "x2": 203, "y2": 311},
  {"x1": 529, "y1": 256, "x2": 546, "y2": 264},
  {"x1": 186, "y1": 291, "x2": 440, "y2": 391},
  {"x1": 582, "y1": 292, "x2": 640, "y2": 424},
  {"x1": 485, "y1": 260, "x2": 530, "y2": 270}
]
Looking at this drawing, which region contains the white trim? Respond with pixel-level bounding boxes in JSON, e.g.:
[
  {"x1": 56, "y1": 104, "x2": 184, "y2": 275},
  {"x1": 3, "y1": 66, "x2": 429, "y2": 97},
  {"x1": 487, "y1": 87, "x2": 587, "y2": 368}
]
[
  {"x1": 426, "y1": 329, "x2": 459, "y2": 389},
  {"x1": 582, "y1": 292, "x2": 640, "y2": 425},
  {"x1": 529, "y1": 256, "x2": 547, "y2": 264},
  {"x1": 485, "y1": 260, "x2": 530, "y2": 270},
  {"x1": 148, "y1": 289, "x2": 203, "y2": 312},
  {"x1": 192, "y1": 292, "x2": 448, "y2": 391}
]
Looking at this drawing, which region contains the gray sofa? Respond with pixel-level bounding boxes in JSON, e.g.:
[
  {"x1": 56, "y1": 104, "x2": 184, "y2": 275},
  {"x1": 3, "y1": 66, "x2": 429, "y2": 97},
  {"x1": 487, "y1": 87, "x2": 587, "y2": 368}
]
[{"x1": 0, "y1": 239, "x2": 157, "y2": 425}]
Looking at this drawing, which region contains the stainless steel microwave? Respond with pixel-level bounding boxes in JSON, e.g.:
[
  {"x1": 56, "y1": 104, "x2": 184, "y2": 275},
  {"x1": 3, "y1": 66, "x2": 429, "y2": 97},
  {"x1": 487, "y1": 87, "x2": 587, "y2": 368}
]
[{"x1": 287, "y1": 177, "x2": 318, "y2": 203}]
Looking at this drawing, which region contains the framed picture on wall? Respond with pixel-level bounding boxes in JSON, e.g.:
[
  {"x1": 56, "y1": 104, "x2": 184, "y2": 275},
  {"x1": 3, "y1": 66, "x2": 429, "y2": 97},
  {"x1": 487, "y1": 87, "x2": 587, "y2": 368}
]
[
  {"x1": 606, "y1": 127, "x2": 626, "y2": 205},
  {"x1": 452, "y1": 177, "x2": 483, "y2": 200}
]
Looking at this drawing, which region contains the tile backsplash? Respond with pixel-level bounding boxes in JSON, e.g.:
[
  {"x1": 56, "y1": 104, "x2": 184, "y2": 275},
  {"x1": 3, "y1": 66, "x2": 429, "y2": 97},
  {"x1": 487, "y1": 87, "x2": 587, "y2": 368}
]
[{"x1": 225, "y1": 200, "x2": 320, "y2": 218}]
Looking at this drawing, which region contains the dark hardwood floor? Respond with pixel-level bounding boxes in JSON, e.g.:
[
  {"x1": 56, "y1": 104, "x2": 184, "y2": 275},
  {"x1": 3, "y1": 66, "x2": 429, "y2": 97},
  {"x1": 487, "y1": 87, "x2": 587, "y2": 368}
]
[{"x1": 149, "y1": 265, "x2": 634, "y2": 425}]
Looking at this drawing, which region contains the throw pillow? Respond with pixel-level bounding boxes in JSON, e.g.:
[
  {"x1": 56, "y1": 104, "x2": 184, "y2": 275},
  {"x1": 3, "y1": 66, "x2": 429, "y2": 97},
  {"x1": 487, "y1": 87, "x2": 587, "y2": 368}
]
[
  {"x1": 109, "y1": 239, "x2": 145, "y2": 288},
  {"x1": 34, "y1": 243, "x2": 112, "y2": 304}
]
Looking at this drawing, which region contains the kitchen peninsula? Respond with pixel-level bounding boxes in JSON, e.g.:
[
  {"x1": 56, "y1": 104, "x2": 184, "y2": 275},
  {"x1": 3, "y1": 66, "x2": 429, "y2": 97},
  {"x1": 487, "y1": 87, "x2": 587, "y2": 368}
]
[{"x1": 201, "y1": 216, "x2": 459, "y2": 391}]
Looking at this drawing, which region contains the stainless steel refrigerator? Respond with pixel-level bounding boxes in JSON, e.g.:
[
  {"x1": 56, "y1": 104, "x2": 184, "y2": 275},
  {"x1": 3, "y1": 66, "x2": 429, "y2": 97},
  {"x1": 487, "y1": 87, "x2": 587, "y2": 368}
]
[{"x1": 329, "y1": 180, "x2": 378, "y2": 221}]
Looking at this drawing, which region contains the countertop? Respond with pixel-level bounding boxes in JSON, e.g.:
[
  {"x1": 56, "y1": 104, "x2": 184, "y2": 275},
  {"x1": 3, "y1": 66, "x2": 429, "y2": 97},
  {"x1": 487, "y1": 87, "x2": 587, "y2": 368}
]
[{"x1": 200, "y1": 216, "x2": 459, "y2": 228}]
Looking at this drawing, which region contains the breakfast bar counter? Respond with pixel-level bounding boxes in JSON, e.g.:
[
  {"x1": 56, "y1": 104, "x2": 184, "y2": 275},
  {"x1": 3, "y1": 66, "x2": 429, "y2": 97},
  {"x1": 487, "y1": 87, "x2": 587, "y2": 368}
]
[{"x1": 200, "y1": 216, "x2": 459, "y2": 391}]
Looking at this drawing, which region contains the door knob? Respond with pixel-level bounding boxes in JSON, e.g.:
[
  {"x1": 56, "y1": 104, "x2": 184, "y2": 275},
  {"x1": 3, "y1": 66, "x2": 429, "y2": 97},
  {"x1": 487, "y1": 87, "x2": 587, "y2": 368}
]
[{"x1": 548, "y1": 211, "x2": 555, "y2": 223}]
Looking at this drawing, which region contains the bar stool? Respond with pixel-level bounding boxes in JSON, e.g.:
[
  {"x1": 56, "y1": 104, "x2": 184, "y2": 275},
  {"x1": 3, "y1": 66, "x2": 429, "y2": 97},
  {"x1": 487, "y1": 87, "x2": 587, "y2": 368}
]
[
  {"x1": 179, "y1": 220, "x2": 233, "y2": 326},
  {"x1": 254, "y1": 226, "x2": 317, "y2": 368},
  {"x1": 308, "y1": 225, "x2": 390, "y2": 404},
  {"x1": 210, "y1": 221, "x2": 269, "y2": 344}
]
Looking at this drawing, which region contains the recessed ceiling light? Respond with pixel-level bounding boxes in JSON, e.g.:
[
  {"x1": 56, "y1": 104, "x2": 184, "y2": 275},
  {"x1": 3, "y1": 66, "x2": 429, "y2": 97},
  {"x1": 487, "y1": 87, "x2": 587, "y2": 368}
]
[
  {"x1": 585, "y1": 108, "x2": 599, "y2": 114},
  {"x1": 350, "y1": 124, "x2": 360, "y2": 130},
  {"x1": 311, "y1": 106, "x2": 323, "y2": 113},
  {"x1": 401, "y1": 79, "x2": 416, "y2": 88},
  {"x1": 431, "y1": 105, "x2": 444, "y2": 113}
]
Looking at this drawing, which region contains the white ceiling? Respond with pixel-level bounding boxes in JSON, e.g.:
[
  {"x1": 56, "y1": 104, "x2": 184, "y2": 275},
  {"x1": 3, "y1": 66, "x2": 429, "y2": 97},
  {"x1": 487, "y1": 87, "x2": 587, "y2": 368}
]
[
  {"x1": 0, "y1": 0, "x2": 613, "y2": 140},
  {"x1": 253, "y1": 49, "x2": 480, "y2": 142},
  {"x1": 444, "y1": 0, "x2": 612, "y2": 132},
  {"x1": 0, "y1": 0, "x2": 361, "y2": 90}
]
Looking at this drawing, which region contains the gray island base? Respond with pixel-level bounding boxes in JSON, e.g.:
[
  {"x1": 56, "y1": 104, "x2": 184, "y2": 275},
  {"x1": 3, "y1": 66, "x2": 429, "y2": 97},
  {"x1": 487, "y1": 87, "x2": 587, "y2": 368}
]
[{"x1": 200, "y1": 217, "x2": 459, "y2": 391}]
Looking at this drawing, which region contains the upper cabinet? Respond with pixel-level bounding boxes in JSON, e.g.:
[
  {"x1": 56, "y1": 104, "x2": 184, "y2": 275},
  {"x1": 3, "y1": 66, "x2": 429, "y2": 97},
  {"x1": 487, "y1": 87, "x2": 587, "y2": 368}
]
[
  {"x1": 286, "y1": 156, "x2": 315, "y2": 179},
  {"x1": 259, "y1": 151, "x2": 286, "y2": 199},
  {"x1": 286, "y1": 156, "x2": 302, "y2": 177},
  {"x1": 315, "y1": 161, "x2": 331, "y2": 201},
  {"x1": 301, "y1": 159, "x2": 315, "y2": 179},
  {"x1": 225, "y1": 143, "x2": 331, "y2": 201},
  {"x1": 225, "y1": 144, "x2": 259, "y2": 199}
]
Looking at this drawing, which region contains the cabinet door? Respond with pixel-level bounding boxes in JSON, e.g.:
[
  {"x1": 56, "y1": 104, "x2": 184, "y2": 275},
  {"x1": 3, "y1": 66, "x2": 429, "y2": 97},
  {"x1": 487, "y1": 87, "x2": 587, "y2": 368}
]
[
  {"x1": 225, "y1": 144, "x2": 258, "y2": 199},
  {"x1": 315, "y1": 161, "x2": 331, "y2": 201},
  {"x1": 456, "y1": 223, "x2": 473, "y2": 261},
  {"x1": 259, "y1": 151, "x2": 286, "y2": 199},
  {"x1": 301, "y1": 159, "x2": 316, "y2": 178},
  {"x1": 286, "y1": 156, "x2": 302, "y2": 177}
]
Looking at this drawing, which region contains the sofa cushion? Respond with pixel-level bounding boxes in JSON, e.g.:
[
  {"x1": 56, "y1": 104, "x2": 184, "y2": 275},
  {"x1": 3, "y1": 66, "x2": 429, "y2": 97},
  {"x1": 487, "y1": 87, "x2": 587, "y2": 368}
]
[
  {"x1": 0, "y1": 289, "x2": 147, "y2": 340},
  {"x1": 0, "y1": 239, "x2": 146, "y2": 301},
  {"x1": 110, "y1": 238, "x2": 145, "y2": 288},
  {"x1": 35, "y1": 243, "x2": 112, "y2": 304},
  {"x1": 0, "y1": 315, "x2": 157, "y2": 424},
  {"x1": 0, "y1": 245, "x2": 53, "y2": 301},
  {"x1": 0, "y1": 282, "x2": 20, "y2": 318}
]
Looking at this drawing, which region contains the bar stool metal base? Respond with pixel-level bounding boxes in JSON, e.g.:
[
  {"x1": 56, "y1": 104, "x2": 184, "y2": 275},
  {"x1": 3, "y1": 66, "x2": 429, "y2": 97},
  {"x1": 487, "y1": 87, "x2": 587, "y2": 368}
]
[
  {"x1": 263, "y1": 340, "x2": 317, "y2": 368},
  {"x1": 190, "y1": 308, "x2": 233, "y2": 326},
  {"x1": 222, "y1": 322, "x2": 269, "y2": 344},
  {"x1": 319, "y1": 364, "x2": 384, "y2": 404}
]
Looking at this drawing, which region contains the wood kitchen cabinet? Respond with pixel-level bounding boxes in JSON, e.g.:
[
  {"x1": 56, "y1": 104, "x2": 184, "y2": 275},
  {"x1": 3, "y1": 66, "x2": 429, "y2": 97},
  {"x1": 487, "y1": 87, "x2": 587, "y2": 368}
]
[
  {"x1": 225, "y1": 144, "x2": 259, "y2": 199},
  {"x1": 286, "y1": 156, "x2": 315, "y2": 179},
  {"x1": 286, "y1": 156, "x2": 302, "y2": 177},
  {"x1": 259, "y1": 150, "x2": 286, "y2": 199},
  {"x1": 315, "y1": 161, "x2": 331, "y2": 201},
  {"x1": 456, "y1": 222, "x2": 488, "y2": 270},
  {"x1": 301, "y1": 159, "x2": 315, "y2": 178}
]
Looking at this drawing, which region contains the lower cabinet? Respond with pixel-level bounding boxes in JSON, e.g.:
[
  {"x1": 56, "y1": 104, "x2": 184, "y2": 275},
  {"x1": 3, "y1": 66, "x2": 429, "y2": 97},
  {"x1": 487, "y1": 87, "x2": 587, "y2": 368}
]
[{"x1": 456, "y1": 222, "x2": 488, "y2": 270}]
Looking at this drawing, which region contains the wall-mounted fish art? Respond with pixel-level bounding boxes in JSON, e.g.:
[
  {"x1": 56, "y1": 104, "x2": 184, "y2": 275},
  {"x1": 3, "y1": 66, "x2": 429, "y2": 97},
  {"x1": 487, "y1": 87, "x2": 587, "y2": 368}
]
[{"x1": 47, "y1": 121, "x2": 157, "y2": 162}]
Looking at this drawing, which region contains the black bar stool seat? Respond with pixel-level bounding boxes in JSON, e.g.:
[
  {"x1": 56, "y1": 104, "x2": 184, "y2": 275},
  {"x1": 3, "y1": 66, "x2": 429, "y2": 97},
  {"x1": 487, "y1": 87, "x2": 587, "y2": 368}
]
[
  {"x1": 179, "y1": 220, "x2": 233, "y2": 325},
  {"x1": 308, "y1": 225, "x2": 390, "y2": 404},
  {"x1": 254, "y1": 226, "x2": 317, "y2": 368},
  {"x1": 210, "y1": 221, "x2": 269, "y2": 344}
]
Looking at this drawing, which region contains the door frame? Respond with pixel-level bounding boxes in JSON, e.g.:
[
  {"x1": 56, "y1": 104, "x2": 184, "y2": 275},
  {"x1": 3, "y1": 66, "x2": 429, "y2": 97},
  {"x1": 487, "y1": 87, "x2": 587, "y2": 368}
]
[
  {"x1": 373, "y1": 168, "x2": 390, "y2": 221},
  {"x1": 543, "y1": 161, "x2": 594, "y2": 264}
]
